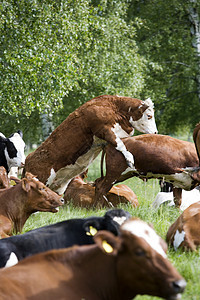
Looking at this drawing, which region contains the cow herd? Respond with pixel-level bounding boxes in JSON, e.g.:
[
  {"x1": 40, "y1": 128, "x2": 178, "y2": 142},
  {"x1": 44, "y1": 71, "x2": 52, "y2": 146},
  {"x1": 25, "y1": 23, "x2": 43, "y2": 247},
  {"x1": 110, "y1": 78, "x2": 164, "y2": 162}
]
[{"x1": 1, "y1": 94, "x2": 200, "y2": 298}]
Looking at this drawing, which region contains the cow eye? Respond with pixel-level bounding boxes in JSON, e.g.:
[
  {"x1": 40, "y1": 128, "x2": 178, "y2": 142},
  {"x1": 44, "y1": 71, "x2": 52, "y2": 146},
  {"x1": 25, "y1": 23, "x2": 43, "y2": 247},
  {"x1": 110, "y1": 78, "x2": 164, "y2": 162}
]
[
  {"x1": 39, "y1": 186, "x2": 45, "y2": 191},
  {"x1": 134, "y1": 248, "x2": 146, "y2": 256},
  {"x1": 147, "y1": 114, "x2": 152, "y2": 120}
]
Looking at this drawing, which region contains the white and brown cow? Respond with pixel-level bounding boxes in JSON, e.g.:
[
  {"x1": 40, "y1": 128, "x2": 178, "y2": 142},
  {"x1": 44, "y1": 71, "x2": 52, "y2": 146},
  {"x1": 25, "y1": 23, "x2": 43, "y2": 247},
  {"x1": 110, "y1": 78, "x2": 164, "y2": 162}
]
[
  {"x1": 23, "y1": 95, "x2": 157, "y2": 195},
  {"x1": 0, "y1": 218, "x2": 186, "y2": 300},
  {"x1": 94, "y1": 134, "x2": 200, "y2": 207},
  {"x1": 0, "y1": 172, "x2": 64, "y2": 238},
  {"x1": 166, "y1": 201, "x2": 200, "y2": 251}
]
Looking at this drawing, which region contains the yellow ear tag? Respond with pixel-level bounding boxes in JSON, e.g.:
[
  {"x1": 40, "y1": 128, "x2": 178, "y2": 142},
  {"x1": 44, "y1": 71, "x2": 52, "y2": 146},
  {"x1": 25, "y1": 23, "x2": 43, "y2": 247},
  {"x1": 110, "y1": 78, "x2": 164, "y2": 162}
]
[
  {"x1": 86, "y1": 226, "x2": 97, "y2": 236},
  {"x1": 10, "y1": 180, "x2": 16, "y2": 186},
  {"x1": 102, "y1": 240, "x2": 113, "y2": 253}
]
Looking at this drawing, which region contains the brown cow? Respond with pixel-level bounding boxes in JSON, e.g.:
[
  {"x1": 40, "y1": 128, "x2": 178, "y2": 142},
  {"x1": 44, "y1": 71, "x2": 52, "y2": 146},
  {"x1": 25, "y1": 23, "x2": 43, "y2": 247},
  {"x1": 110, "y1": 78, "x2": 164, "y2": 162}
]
[
  {"x1": 0, "y1": 218, "x2": 186, "y2": 300},
  {"x1": 0, "y1": 167, "x2": 9, "y2": 189},
  {"x1": 95, "y1": 134, "x2": 200, "y2": 207},
  {"x1": 166, "y1": 201, "x2": 200, "y2": 251},
  {"x1": 0, "y1": 172, "x2": 64, "y2": 238},
  {"x1": 23, "y1": 95, "x2": 157, "y2": 195},
  {"x1": 64, "y1": 173, "x2": 139, "y2": 208}
]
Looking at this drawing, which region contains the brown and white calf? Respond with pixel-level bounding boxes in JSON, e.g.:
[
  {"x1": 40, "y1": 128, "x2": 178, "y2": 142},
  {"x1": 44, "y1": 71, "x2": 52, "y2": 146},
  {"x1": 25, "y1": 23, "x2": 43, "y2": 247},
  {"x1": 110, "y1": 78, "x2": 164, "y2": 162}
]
[
  {"x1": 95, "y1": 134, "x2": 200, "y2": 207},
  {"x1": 166, "y1": 201, "x2": 200, "y2": 251},
  {"x1": 0, "y1": 218, "x2": 186, "y2": 300},
  {"x1": 64, "y1": 173, "x2": 139, "y2": 208},
  {"x1": 0, "y1": 172, "x2": 64, "y2": 238},
  {"x1": 23, "y1": 95, "x2": 157, "y2": 195}
]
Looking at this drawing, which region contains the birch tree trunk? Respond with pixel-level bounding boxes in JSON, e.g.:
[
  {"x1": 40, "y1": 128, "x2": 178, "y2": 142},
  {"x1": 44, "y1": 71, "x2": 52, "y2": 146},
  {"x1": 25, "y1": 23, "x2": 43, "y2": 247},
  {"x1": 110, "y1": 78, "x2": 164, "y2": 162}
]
[
  {"x1": 188, "y1": 0, "x2": 200, "y2": 104},
  {"x1": 41, "y1": 109, "x2": 54, "y2": 141}
]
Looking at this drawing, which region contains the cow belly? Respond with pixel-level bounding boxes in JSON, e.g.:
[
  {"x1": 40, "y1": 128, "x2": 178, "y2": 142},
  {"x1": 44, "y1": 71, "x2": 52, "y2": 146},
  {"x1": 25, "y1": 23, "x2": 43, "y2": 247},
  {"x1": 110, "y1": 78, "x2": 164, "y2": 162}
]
[
  {"x1": 121, "y1": 168, "x2": 194, "y2": 190},
  {"x1": 47, "y1": 138, "x2": 105, "y2": 195}
]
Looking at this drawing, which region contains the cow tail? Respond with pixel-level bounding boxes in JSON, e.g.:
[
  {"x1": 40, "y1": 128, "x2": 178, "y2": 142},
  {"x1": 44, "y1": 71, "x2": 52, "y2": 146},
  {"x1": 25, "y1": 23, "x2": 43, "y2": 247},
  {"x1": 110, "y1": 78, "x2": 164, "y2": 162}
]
[{"x1": 100, "y1": 146, "x2": 106, "y2": 179}]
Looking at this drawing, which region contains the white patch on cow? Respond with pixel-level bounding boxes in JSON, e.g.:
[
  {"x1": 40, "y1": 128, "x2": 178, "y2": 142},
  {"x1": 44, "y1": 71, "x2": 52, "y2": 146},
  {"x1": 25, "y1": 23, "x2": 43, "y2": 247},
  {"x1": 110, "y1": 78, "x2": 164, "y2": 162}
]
[
  {"x1": 173, "y1": 230, "x2": 185, "y2": 251},
  {"x1": 122, "y1": 219, "x2": 167, "y2": 258},
  {"x1": 152, "y1": 192, "x2": 174, "y2": 209},
  {"x1": 129, "y1": 98, "x2": 158, "y2": 134},
  {"x1": 8, "y1": 167, "x2": 18, "y2": 177},
  {"x1": 113, "y1": 216, "x2": 127, "y2": 225},
  {"x1": 5, "y1": 133, "x2": 26, "y2": 170},
  {"x1": 48, "y1": 137, "x2": 106, "y2": 195},
  {"x1": 121, "y1": 168, "x2": 194, "y2": 190},
  {"x1": 5, "y1": 252, "x2": 18, "y2": 268},
  {"x1": 46, "y1": 168, "x2": 56, "y2": 186},
  {"x1": 0, "y1": 132, "x2": 6, "y2": 138},
  {"x1": 111, "y1": 123, "x2": 135, "y2": 167},
  {"x1": 153, "y1": 188, "x2": 200, "y2": 211}
]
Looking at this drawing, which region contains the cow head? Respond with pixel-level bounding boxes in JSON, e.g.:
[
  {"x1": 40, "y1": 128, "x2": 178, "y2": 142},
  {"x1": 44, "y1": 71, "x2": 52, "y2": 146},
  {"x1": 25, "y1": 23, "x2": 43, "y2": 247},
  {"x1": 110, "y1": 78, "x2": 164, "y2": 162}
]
[
  {"x1": 129, "y1": 98, "x2": 158, "y2": 134},
  {"x1": 22, "y1": 172, "x2": 64, "y2": 213},
  {"x1": 94, "y1": 218, "x2": 186, "y2": 300},
  {"x1": 1, "y1": 130, "x2": 26, "y2": 171}
]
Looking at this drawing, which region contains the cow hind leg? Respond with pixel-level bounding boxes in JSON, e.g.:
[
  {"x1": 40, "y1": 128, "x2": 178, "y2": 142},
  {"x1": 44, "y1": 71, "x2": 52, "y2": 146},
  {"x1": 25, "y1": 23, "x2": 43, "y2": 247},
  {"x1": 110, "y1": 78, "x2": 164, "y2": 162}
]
[{"x1": 173, "y1": 187, "x2": 182, "y2": 207}]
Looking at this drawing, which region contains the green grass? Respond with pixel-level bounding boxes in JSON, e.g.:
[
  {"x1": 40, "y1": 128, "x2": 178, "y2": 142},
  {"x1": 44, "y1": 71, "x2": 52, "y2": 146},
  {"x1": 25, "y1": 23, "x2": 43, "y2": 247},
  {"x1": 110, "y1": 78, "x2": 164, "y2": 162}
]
[{"x1": 22, "y1": 157, "x2": 200, "y2": 300}]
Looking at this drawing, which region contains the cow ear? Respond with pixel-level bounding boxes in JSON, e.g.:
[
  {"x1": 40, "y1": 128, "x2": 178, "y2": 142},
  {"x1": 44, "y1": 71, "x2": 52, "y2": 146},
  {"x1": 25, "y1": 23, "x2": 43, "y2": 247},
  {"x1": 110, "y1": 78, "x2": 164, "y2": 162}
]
[
  {"x1": 17, "y1": 130, "x2": 23, "y2": 138},
  {"x1": 83, "y1": 220, "x2": 100, "y2": 236},
  {"x1": 21, "y1": 178, "x2": 31, "y2": 192},
  {"x1": 93, "y1": 231, "x2": 120, "y2": 256}
]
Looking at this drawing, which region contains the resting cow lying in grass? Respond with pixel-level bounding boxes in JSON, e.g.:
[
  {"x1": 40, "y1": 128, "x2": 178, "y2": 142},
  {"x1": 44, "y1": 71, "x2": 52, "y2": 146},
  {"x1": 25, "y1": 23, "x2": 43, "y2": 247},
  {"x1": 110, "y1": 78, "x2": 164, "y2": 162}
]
[
  {"x1": 0, "y1": 167, "x2": 10, "y2": 189},
  {"x1": 0, "y1": 172, "x2": 64, "y2": 238},
  {"x1": 23, "y1": 95, "x2": 157, "y2": 195},
  {"x1": 0, "y1": 218, "x2": 186, "y2": 300},
  {"x1": 64, "y1": 172, "x2": 139, "y2": 208},
  {"x1": 0, "y1": 208, "x2": 130, "y2": 268},
  {"x1": 166, "y1": 201, "x2": 200, "y2": 251}
]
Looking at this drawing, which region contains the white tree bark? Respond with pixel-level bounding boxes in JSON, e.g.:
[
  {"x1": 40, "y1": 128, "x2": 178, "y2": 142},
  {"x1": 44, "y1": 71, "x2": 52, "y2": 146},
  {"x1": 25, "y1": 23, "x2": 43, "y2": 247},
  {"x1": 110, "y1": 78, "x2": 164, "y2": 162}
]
[
  {"x1": 41, "y1": 109, "x2": 54, "y2": 141},
  {"x1": 188, "y1": 0, "x2": 200, "y2": 103}
]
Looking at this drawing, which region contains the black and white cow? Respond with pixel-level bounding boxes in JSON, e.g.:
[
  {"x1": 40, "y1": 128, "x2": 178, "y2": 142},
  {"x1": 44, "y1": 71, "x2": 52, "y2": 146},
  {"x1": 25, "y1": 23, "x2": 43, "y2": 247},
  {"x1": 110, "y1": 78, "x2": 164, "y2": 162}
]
[
  {"x1": 0, "y1": 209, "x2": 131, "y2": 268},
  {"x1": 0, "y1": 131, "x2": 26, "y2": 173}
]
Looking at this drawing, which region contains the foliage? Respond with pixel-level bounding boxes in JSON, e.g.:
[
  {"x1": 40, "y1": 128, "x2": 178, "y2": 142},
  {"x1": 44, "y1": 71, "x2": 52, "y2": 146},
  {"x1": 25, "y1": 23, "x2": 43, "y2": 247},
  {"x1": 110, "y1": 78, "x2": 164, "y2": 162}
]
[
  {"x1": 0, "y1": 0, "x2": 145, "y2": 141},
  {"x1": 127, "y1": 0, "x2": 200, "y2": 133}
]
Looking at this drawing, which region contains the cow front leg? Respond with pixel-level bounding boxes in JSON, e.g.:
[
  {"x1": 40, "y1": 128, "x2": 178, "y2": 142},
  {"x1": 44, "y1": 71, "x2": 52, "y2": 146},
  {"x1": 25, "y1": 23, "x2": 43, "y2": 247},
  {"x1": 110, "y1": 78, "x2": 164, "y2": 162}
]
[
  {"x1": 99, "y1": 125, "x2": 135, "y2": 169},
  {"x1": 173, "y1": 187, "x2": 182, "y2": 207}
]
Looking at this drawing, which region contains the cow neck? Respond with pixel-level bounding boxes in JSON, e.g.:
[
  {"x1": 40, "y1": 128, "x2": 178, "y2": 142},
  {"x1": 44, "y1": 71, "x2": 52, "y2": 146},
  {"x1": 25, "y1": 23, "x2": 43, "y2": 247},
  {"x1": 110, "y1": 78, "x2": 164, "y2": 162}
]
[
  {"x1": 2, "y1": 184, "x2": 29, "y2": 234},
  {"x1": 55, "y1": 245, "x2": 125, "y2": 300}
]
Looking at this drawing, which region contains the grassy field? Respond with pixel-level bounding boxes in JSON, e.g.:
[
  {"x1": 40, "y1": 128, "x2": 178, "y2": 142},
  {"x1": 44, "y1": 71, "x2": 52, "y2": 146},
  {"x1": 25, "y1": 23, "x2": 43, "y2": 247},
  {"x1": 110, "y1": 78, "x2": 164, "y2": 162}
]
[{"x1": 22, "y1": 156, "x2": 200, "y2": 300}]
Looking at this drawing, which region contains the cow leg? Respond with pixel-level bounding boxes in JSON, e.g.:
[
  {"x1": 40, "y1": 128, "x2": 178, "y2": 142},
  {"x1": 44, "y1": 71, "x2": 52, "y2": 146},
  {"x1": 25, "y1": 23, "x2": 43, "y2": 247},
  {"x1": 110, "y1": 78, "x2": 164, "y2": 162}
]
[
  {"x1": 94, "y1": 177, "x2": 115, "y2": 208},
  {"x1": 173, "y1": 187, "x2": 182, "y2": 207},
  {"x1": 101, "y1": 126, "x2": 135, "y2": 169}
]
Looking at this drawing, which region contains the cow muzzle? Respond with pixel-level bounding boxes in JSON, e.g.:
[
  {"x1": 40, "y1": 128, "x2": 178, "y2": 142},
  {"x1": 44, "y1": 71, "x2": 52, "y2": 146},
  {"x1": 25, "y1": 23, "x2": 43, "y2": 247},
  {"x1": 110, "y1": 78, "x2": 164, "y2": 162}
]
[{"x1": 167, "y1": 279, "x2": 186, "y2": 300}]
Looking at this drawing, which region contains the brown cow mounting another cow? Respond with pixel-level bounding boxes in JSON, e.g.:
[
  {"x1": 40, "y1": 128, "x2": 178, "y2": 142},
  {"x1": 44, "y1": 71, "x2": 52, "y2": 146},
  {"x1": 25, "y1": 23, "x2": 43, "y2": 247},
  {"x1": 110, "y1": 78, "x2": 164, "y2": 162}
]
[
  {"x1": 0, "y1": 218, "x2": 186, "y2": 300},
  {"x1": 64, "y1": 172, "x2": 139, "y2": 208},
  {"x1": 166, "y1": 201, "x2": 200, "y2": 251},
  {"x1": 23, "y1": 95, "x2": 157, "y2": 195},
  {"x1": 95, "y1": 134, "x2": 200, "y2": 207},
  {"x1": 0, "y1": 172, "x2": 64, "y2": 238}
]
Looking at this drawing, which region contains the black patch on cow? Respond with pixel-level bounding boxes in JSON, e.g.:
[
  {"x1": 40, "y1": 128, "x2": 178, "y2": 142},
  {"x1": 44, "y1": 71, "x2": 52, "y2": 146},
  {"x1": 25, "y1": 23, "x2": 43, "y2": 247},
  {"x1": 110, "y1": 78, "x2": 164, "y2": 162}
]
[
  {"x1": 0, "y1": 136, "x2": 9, "y2": 173},
  {"x1": 5, "y1": 139, "x2": 17, "y2": 159}
]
